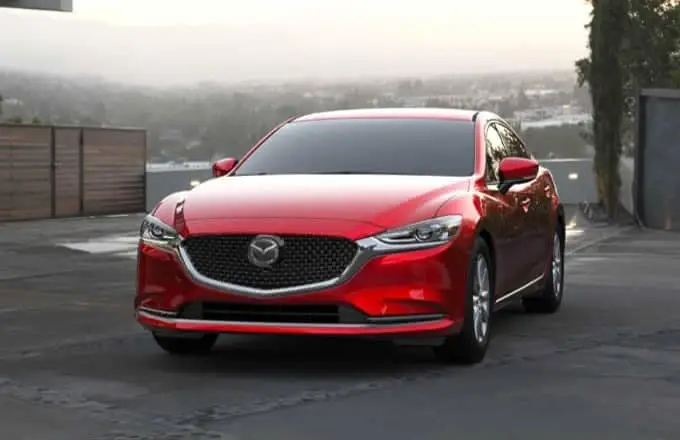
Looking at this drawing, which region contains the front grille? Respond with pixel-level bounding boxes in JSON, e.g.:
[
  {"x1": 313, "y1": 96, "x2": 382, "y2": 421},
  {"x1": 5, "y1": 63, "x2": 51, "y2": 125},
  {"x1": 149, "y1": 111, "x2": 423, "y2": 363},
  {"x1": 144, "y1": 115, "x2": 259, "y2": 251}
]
[
  {"x1": 186, "y1": 302, "x2": 342, "y2": 324},
  {"x1": 182, "y1": 234, "x2": 358, "y2": 290}
]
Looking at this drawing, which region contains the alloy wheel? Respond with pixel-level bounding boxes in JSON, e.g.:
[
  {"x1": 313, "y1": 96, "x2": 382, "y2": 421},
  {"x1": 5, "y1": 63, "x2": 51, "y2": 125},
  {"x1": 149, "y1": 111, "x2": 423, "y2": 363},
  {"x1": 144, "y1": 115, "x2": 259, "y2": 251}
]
[
  {"x1": 552, "y1": 232, "x2": 562, "y2": 297},
  {"x1": 472, "y1": 255, "x2": 491, "y2": 343}
]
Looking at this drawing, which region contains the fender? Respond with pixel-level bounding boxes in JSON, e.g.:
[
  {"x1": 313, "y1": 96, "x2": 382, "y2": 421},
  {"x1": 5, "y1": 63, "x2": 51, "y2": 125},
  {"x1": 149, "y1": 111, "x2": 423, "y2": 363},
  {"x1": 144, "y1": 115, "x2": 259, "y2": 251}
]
[{"x1": 472, "y1": 218, "x2": 496, "y2": 262}]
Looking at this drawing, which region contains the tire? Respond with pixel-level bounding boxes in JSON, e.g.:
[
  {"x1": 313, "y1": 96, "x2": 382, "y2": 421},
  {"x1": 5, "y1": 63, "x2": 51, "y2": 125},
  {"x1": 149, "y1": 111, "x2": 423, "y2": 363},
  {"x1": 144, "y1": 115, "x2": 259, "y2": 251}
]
[
  {"x1": 152, "y1": 332, "x2": 218, "y2": 356},
  {"x1": 433, "y1": 237, "x2": 493, "y2": 365},
  {"x1": 523, "y1": 226, "x2": 564, "y2": 314}
]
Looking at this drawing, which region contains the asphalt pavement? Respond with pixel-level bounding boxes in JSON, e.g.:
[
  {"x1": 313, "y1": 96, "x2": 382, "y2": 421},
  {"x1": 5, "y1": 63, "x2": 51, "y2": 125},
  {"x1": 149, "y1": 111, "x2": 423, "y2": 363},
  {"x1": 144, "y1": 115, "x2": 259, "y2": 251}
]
[{"x1": 0, "y1": 208, "x2": 678, "y2": 440}]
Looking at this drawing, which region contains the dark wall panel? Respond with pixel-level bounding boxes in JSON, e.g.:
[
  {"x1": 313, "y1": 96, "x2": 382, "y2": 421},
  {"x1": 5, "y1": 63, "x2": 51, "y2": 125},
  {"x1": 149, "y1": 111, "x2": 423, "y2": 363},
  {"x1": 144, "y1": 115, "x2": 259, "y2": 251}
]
[{"x1": 637, "y1": 89, "x2": 680, "y2": 230}]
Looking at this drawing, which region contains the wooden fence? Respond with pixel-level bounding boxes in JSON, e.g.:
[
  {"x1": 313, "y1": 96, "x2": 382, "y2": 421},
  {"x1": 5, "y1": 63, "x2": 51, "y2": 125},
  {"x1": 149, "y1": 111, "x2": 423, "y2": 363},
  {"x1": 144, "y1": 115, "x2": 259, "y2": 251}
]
[{"x1": 0, "y1": 124, "x2": 146, "y2": 221}]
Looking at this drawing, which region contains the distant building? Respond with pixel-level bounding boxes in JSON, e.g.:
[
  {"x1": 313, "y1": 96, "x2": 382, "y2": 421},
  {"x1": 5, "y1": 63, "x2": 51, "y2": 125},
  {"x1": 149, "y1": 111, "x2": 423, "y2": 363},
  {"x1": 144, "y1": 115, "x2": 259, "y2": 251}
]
[
  {"x1": 1, "y1": 97, "x2": 23, "y2": 106},
  {"x1": 520, "y1": 113, "x2": 592, "y2": 129},
  {"x1": 0, "y1": 0, "x2": 72, "y2": 12},
  {"x1": 524, "y1": 89, "x2": 559, "y2": 97}
]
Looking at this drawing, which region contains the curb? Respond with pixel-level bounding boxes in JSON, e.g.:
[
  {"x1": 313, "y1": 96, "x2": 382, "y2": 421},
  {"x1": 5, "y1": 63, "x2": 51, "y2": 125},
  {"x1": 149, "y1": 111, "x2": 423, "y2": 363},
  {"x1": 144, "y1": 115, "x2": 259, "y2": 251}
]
[{"x1": 566, "y1": 225, "x2": 637, "y2": 257}]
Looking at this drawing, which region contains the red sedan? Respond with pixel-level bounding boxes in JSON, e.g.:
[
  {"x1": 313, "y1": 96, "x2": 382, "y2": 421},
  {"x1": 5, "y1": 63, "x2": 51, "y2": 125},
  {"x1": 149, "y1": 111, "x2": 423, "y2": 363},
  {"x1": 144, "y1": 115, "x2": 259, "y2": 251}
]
[{"x1": 135, "y1": 108, "x2": 565, "y2": 364}]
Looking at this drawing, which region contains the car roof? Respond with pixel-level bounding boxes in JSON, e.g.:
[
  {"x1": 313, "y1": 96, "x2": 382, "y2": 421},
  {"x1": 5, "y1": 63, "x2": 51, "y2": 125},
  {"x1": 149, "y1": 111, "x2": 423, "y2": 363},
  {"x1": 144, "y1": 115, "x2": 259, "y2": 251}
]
[{"x1": 293, "y1": 107, "x2": 480, "y2": 123}]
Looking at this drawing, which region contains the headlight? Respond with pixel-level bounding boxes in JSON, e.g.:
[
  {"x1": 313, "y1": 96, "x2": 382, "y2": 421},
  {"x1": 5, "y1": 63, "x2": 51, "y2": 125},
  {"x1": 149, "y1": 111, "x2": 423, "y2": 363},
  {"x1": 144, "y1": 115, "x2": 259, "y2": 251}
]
[
  {"x1": 139, "y1": 215, "x2": 181, "y2": 251},
  {"x1": 375, "y1": 215, "x2": 463, "y2": 248}
]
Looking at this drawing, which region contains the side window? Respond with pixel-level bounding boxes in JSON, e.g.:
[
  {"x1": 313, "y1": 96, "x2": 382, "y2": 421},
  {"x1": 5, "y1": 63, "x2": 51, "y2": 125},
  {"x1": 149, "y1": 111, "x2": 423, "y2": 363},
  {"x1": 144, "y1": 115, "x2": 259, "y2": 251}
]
[
  {"x1": 496, "y1": 123, "x2": 531, "y2": 159},
  {"x1": 485, "y1": 125, "x2": 506, "y2": 183}
]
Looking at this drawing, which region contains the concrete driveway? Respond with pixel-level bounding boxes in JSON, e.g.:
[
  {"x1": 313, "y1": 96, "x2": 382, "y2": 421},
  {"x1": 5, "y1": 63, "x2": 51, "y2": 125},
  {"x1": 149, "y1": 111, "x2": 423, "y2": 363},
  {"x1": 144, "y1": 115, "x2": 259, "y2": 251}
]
[{"x1": 0, "y1": 211, "x2": 678, "y2": 440}]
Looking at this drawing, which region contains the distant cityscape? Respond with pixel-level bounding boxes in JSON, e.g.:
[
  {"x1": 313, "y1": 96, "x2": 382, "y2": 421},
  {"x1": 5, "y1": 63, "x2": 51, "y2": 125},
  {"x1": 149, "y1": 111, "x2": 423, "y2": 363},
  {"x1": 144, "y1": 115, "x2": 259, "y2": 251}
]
[{"x1": 1, "y1": 68, "x2": 593, "y2": 164}]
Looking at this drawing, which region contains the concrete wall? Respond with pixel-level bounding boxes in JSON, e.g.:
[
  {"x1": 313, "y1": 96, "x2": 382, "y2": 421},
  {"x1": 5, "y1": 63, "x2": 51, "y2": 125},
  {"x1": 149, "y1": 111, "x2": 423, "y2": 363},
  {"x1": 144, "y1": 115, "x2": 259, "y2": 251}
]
[
  {"x1": 145, "y1": 158, "x2": 598, "y2": 212},
  {"x1": 146, "y1": 168, "x2": 212, "y2": 211},
  {"x1": 540, "y1": 158, "x2": 597, "y2": 205}
]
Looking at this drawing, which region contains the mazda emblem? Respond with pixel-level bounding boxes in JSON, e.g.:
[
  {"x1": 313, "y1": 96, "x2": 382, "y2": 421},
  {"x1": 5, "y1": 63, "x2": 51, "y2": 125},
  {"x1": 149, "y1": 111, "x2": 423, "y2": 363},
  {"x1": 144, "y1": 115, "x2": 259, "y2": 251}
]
[{"x1": 247, "y1": 235, "x2": 284, "y2": 268}]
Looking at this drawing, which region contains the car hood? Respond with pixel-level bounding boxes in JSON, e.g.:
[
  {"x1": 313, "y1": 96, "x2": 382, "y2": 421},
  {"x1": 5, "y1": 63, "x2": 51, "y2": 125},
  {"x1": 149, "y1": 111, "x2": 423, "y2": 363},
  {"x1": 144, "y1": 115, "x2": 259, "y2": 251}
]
[{"x1": 180, "y1": 174, "x2": 470, "y2": 228}]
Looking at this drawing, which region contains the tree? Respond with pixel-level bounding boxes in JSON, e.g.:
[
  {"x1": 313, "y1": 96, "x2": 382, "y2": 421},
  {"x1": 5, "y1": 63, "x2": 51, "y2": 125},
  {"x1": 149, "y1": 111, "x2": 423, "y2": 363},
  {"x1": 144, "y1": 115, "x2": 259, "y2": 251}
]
[
  {"x1": 516, "y1": 88, "x2": 531, "y2": 110},
  {"x1": 584, "y1": 0, "x2": 629, "y2": 220},
  {"x1": 624, "y1": 1, "x2": 680, "y2": 97},
  {"x1": 578, "y1": 1, "x2": 680, "y2": 142},
  {"x1": 5, "y1": 115, "x2": 23, "y2": 124},
  {"x1": 424, "y1": 98, "x2": 453, "y2": 108},
  {"x1": 496, "y1": 98, "x2": 515, "y2": 118},
  {"x1": 575, "y1": 0, "x2": 680, "y2": 220}
]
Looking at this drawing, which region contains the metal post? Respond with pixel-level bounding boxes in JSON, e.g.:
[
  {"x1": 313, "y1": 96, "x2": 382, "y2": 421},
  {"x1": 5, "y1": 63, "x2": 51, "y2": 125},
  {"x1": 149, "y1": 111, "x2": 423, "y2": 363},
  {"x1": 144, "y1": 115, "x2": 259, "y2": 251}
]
[
  {"x1": 78, "y1": 127, "x2": 84, "y2": 214},
  {"x1": 49, "y1": 126, "x2": 56, "y2": 217},
  {"x1": 143, "y1": 129, "x2": 148, "y2": 213},
  {"x1": 633, "y1": 91, "x2": 645, "y2": 226}
]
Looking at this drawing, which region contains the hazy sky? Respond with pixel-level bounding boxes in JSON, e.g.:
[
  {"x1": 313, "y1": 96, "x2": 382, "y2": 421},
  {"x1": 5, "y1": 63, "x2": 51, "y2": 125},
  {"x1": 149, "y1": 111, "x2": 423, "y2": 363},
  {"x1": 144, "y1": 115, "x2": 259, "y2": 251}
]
[{"x1": 0, "y1": 0, "x2": 591, "y2": 85}]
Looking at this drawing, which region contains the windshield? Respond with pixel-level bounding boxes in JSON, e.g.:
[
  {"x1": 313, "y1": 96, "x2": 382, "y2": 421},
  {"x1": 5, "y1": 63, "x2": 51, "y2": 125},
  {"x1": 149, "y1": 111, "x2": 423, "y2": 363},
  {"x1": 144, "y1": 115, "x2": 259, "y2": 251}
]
[{"x1": 233, "y1": 118, "x2": 475, "y2": 177}]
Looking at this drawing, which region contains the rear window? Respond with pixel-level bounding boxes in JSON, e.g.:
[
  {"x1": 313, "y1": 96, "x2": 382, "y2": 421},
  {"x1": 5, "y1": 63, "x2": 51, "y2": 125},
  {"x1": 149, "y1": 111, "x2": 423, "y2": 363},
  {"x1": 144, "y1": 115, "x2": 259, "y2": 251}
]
[{"x1": 233, "y1": 118, "x2": 475, "y2": 177}]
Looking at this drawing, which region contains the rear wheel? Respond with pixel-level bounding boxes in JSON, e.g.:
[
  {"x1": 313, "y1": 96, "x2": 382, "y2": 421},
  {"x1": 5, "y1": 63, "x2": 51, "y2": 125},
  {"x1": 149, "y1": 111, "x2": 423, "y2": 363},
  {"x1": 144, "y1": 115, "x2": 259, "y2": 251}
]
[
  {"x1": 523, "y1": 227, "x2": 564, "y2": 314},
  {"x1": 152, "y1": 332, "x2": 218, "y2": 356},
  {"x1": 433, "y1": 237, "x2": 493, "y2": 365}
]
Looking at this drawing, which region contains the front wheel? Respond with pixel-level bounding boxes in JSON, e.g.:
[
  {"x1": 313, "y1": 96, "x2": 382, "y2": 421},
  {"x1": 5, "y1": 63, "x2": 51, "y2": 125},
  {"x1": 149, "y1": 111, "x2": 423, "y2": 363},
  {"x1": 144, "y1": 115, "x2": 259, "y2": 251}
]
[
  {"x1": 152, "y1": 332, "x2": 218, "y2": 356},
  {"x1": 523, "y1": 228, "x2": 564, "y2": 314},
  {"x1": 433, "y1": 237, "x2": 493, "y2": 365}
]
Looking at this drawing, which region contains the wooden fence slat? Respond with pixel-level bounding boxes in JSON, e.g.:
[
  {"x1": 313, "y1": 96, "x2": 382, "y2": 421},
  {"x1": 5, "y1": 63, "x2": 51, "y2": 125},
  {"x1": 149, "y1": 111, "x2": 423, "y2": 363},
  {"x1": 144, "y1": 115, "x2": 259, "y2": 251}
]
[{"x1": 0, "y1": 124, "x2": 146, "y2": 221}]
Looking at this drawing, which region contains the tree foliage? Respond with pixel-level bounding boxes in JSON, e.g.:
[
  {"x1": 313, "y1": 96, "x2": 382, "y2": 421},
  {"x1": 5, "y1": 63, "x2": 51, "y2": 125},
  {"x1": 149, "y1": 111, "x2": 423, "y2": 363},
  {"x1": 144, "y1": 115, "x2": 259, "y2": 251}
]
[
  {"x1": 575, "y1": 0, "x2": 680, "y2": 219},
  {"x1": 577, "y1": 1, "x2": 680, "y2": 110},
  {"x1": 5, "y1": 115, "x2": 24, "y2": 124}
]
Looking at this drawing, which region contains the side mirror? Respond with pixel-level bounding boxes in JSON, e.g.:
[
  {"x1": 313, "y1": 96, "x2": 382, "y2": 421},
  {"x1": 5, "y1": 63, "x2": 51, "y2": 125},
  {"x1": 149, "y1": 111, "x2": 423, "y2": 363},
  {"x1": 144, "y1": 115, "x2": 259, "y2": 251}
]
[
  {"x1": 498, "y1": 157, "x2": 539, "y2": 194},
  {"x1": 212, "y1": 157, "x2": 238, "y2": 178}
]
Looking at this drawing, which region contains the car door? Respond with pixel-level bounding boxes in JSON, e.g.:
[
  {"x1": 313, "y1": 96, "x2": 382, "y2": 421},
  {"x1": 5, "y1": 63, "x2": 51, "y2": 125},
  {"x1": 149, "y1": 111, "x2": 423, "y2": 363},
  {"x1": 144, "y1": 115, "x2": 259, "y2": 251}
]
[
  {"x1": 482, "y1": 124, "x2": 525, "y2": 299},
  {"x1": 495, "y1": 121, "x2": 546, "y2": 282}
]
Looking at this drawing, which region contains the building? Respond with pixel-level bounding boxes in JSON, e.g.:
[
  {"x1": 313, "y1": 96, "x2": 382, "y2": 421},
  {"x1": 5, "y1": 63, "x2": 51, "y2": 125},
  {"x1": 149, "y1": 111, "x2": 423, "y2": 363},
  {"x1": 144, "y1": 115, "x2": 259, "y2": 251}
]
[{"x1": 0, "y1": 0, "x2": 71, "y2": 12}]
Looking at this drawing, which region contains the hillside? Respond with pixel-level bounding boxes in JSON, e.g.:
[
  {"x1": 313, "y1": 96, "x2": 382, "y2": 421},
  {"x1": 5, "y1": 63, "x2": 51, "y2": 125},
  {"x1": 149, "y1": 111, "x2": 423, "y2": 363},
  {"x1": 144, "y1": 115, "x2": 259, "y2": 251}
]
[{"x1": 0, "y1": 68, "x2": 590, "y2": 161}]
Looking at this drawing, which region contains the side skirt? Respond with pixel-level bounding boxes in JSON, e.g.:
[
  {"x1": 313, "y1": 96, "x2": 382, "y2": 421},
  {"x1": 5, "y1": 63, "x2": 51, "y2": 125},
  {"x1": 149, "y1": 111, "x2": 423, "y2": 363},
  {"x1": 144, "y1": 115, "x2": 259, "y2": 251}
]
[{"x1": 493, "y1": 274, "x2": 544, "y2": 311}]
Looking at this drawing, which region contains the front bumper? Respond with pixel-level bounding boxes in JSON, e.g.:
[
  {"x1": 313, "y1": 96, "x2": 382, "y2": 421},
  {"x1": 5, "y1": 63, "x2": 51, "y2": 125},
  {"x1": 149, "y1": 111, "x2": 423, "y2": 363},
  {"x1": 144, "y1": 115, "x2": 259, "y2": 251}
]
[
  {"x1": 135, "y1": 223, "x2": 474, "y2": 338},
  {"x1": 137, "y1": 307, "x2": 457, "y2": 337}
]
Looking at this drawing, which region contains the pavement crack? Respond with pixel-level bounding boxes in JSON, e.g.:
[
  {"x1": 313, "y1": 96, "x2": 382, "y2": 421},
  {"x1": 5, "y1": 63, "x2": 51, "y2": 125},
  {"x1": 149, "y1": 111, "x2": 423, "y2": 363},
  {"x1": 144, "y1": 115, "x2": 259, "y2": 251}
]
[
  {"x1": 0, "y1": 331, "x2": 145, "y2": 361},
  {"x1": 0, "y1": 377, "x2": 214, "y2": 439}
]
